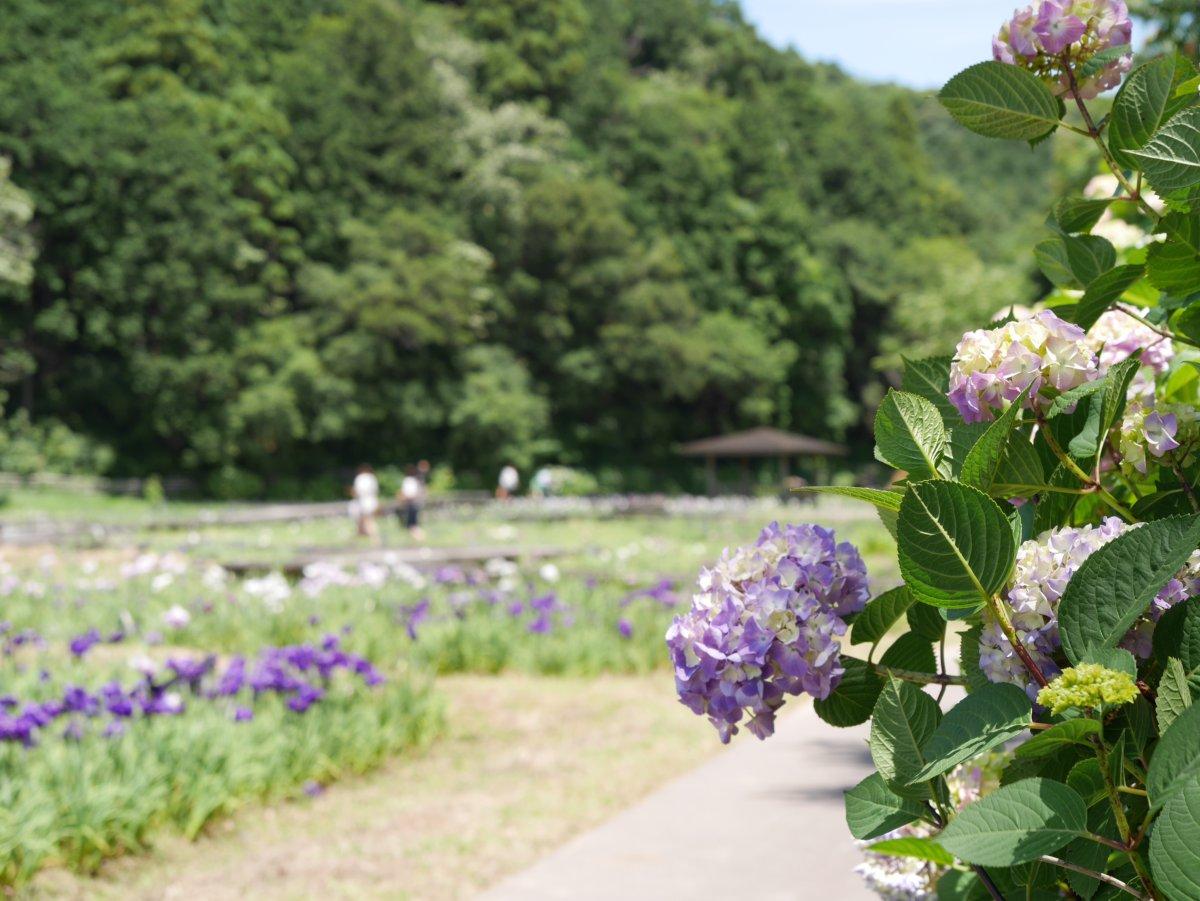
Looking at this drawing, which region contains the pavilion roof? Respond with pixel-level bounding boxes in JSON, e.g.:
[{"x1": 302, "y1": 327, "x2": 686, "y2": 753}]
[{"x1": 678, "y1": 427, "x2": 847, "y2": 458}]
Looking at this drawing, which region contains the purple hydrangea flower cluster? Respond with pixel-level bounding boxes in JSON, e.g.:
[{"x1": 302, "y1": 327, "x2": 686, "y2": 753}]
[
  {"x1": 981, "y1": 518, "x2": 1200, "y2": 695},
  {"x1": 948, "y1": 310, "x2": 1099, "y2": 423},
  {"x1": 0, "y1": 634, "x2": 385, "y2": 747},
  {"x1": 666, "y1": 523, "x2": 869, "y2": 743},
  {"x1": 993, "y1": 1, "x2": 1132, "y2": 98}
]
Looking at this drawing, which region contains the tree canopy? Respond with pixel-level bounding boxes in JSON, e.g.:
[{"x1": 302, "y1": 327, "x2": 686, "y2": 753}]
[{"x1": 0, "y1": 0, "x2": 1058, "y2": 492}]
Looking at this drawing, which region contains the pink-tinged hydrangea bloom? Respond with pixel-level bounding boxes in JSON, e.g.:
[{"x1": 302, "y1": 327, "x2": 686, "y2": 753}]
[
  {"x1": 993, "y1": 1, "x2": 1132, "y2": 99},
  {"x1": 981, "y1": 519, "x2": 1200, "y2": 695},
  {"x1": 666, "y1": 523, "x2": 868, "y2": 743},
  {"x1": 1119, "y1": 405, "x2": 1184, "y2": 474},
  {"x1": 1036, "y1": 1, "x2": 1087, "y2": 53},
  {"x1": 1089, "y1": 309, "x2": 1175, "y2": 375},
  {"x1": 948, "y1": 310, "x2": 1099, "y2": 423}
]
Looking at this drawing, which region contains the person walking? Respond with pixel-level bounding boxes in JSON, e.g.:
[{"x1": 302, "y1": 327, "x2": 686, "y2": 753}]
[
  {"x1": 349, "y1": 464, "x2": 380, "y2": 539},
  {"x1": 397, "y1": 464, "x2": 426, "y2": 541},
  {"x1": 497, "y1": 463, "x2": 519, "y2": 500}
]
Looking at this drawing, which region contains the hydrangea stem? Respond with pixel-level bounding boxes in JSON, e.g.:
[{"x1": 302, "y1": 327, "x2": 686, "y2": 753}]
[
  {"x1": 872, "y1": 664, "x2": 965, "y2": 686},
  {"x1": 986, "y1": 593, "x2": 1049, "y2": 688},
  {"x1": 1092, "y1": 734, "x2": 1161, "y2": 900},
  {"x1": 1037, "y1": 855, "x2": 1148, "y2": 899},
  {"x1": 1060, "y1": 58, "x2": 1161, "y2": 223},
  {"x1": 1035, "y1": 412, "x2": 1136, "y2": 523}
]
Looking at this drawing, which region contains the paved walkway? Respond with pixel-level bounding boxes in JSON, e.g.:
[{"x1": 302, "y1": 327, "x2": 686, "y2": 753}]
[{"x1": 480, "y1": 701, "x2": 877, "y2": 900}]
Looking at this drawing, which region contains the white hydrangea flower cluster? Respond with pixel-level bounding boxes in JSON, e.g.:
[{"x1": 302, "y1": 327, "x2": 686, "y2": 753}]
[{"x1": 981, "y1": 519, "x2": 1200, "y2": 694}]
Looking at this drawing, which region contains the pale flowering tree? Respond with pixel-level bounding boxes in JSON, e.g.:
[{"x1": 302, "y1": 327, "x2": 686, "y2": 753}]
[{"x1": 670, "y1": 5, "x2": 1200, "y2": 898}]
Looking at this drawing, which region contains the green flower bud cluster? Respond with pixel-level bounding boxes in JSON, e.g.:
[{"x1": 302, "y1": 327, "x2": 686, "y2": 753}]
[{"x1": 1036, "y1": 663, "x2": 1139, "y2": 715}]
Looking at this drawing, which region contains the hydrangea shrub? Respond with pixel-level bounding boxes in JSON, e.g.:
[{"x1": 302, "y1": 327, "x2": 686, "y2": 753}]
[{"x1": 669, "y1": 5, "x2": 1200, "y2": 898}]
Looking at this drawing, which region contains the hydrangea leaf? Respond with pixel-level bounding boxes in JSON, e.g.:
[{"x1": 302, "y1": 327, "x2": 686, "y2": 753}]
[
  {"x1": 843, "y1": 771, "x2": 926, "y2": 841},
  {"x1": 1129, "y1": 107, "x2": 1200, "y2": 194},
  {"x1": 813, "y1": 656, "x2": 882, "y2": 728},
  {"x1": 1035, "y1": 234, "x2": 1116, "y2": 290},
  {"x1": 910, "y1": 683, "x2": 1031, "y2": 783},
  {"x1": 959, "y1": 387, "x2": 1031, "y2": 493},
  {"x1": 1066, "y1": 758, "x2": 1109, "y2": 808},
  {"x1": 866, "y1": 836, "x2": 955, "y2": 866},
  {"x1": 1014, "y1": 719, "x2": 1101, "y2": 759},
  {"x1": 1079, "y1": 647, "x2": 1137, "y2": 678},
  {"x1": 1148, "y1": 698, "x2": 1200, "y2": 810},
  {"x1": 1154, "y1": 597, "x2": 1200, "y2": 673},
  {"x1": 850, "y1": 586, "x2": 915, "y2": 646},
  {"x1": 1148, "y1": 774, "x2": 1200, "y2": 900},
  {"x1": 800, "y1": 485, "x2": 903, "y2": 539},
  {"x1": 937, "y1": 778, "x2": 1087, "y2": 866},
  {"x1": 905, "y1": 601, "x2": 946, "y2": 642},
  {"x1": 938, "y1": 62, "x2": 1064, "y2": 141},
  {"x1": 897, "y1": 481, "x2": 1016, "y2": 610},
  {"x1": 901, "y1": 355, "x2": 959, "y2": 427},
  {"x1": 946, "y1": 423, "x2": 990, "y2": 477},
  {"x1": 1149, "y1": 212, "x2": 1200, "y2": 295},
  {"x1": 1050, "y1": 197, "x2": 1113, "y2": 235},
  {"x1": 879, "y1": 632, "x2": 936, "y2": 674},
  {"x1": 958, "y1": 625, "x2": 991, "y2": 693},
  {"x1": 1157, "y1": 658, "x2": 1193, "y2": 734},
  {"x1": 1109, "y1": 53, "x2": 1200, "y2": 169},
  {"x1": 1060, "y1": 805, "x2": 1120, "y2": 900},
  {"x1": 1058, "y1": 513, "x2": 1200, "y2": 665},
  {"x1": 869, "y1": 677, "x2": 942, "y2": 799},
  {"x1": 875, "y1": 390, "x2": 948, "y2": 480},
  {"x1": 1070, "y1": 264, "x2": 1146, "y2": 330}
]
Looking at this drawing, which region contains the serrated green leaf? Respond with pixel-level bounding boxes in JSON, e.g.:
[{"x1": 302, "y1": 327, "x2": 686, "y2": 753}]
[
  {"x1": 1148, "y1": 237, "x2": 1200, "y2": 295},
  {"x1": 1059, "y1": 513, "x2": 1200, "y2": 664},
  {"x1": 875, "y1": 390, "x2": 948, "y2": 480},
  {"x1": 906, "y1": 601, "x2": 946, "y2": 642},
  {"x1": 1066, "y1": 758, "x2": 1109, "y2": 807},
  {"x1": 1052, "y1": 197, "x2": 1113, "y2": 234},
  {"x1": 1071, "y1": 264, "x2": 1146, "y2": 330},
  {"x1": 1036, "y1": 234, "x2": 1116, "y2": 289},
  {"x1": 852, "y1": 586, "x2": 916, "y2": 646},
  {"x1": 1016, "y1": 719, "x2": 1102, "y2": 759},
  {"x1": 844, "y1": 771, "x2": 926, "y2": 840},
  {"x1": 1129, "y1": 107, "x2": 1200, "y2": 194},
  {"x1": 1158, "y1": 657, "x2": 1194, "y2": 733},
  {"x1": 879, "y1": 632, "x2": 937, "y2": 674},
  {"x1": 938, "y1": 62, "x2": 1063, "y2": 141},
  {"x1": 938, "y1": 778, "x2": 1087, "y2": 866},
  {"x1": 1148, "y1": 775, "x2": 1200, "y2": 899},
  {"x1": 814, "y1": 656, "x2": 883, "y2": 728},
  {"x1": 1148, "y1": 698, "x2": 1200, "y2": 810},
  {"x1": 868, "y1": 836, "x2": 955, "y2": 866},
  {"x1": 801, "y1": 485, "x2": 903, "y2": 539},
  {"x1": 1110, "y1": 53, "x2": 1200, "y2": 169},
  {"x1": 959, "y1": 625, "x2": 990, "y2": 692},
  {"x1": 870, "y1": 678, "x2": 942, "y2": 797},
  {"x1": 1154, "y1": 597, "x2": 1200, "y2": 673},
  {"x1": 897, "y1": 481, "x2": 1016, "y2": 609},
  {"x1": 960, "y1": 387, "x2": 1029, "y2": 492},
  {"x1": 911, "y1": 683, "x2": 1031, "y2": 783},
  {"x1": 901, "y1": 355, "x2": 959, "y2": 427}
]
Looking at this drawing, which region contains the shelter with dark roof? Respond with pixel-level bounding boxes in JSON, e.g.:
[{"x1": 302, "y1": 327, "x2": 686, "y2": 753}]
[{"x1": 678, "y1": 427, "x2": 848, "y2": 495}]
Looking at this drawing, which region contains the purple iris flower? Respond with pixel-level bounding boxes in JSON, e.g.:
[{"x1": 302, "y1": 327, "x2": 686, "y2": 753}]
[
  {"x1": 232, "y1": 706, "x2": 254, "y2": 722},
  {"x1": 618, "y1": 619, "x2": 634, "y2": 639}
]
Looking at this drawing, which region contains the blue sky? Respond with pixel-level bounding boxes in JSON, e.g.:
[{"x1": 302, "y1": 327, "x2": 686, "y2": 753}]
[{"x1": 739, "y1": 1, "x2": 1026, "y2": 89}]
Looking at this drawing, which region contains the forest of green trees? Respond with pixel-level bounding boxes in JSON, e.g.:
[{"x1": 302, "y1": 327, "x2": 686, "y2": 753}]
[{"x1": 0, "y1": 0, "x2": 1105, "y2": 493}]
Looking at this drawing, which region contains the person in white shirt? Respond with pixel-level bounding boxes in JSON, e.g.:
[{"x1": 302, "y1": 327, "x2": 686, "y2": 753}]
[
  {"x1": 397, "y1": 464, "x2": 425, "y2": 541},
  {"x1": 497, "y1": 464, "x2": 519, "y2": 500},
  {"x1": 349, "y1": 464, "x2": 380, "y2": 538}
]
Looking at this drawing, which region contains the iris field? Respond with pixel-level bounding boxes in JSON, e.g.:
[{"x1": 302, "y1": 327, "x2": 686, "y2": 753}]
[{"x1": 0, "y1": 496, "x2": 894, "y2": 890}]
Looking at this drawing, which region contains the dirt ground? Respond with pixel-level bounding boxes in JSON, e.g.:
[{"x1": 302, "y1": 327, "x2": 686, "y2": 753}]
[{"x1": 33, "y1": 673, "x2": 718, "y2": 900}]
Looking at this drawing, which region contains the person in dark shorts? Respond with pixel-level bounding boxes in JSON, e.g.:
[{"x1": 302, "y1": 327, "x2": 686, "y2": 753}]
[{"x1": 397, "y1": 464, "x2": 425, "y2": 540}]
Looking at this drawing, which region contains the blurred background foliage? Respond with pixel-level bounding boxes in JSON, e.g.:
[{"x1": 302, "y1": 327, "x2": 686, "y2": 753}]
[{"x1": 0, "y1": 0, "x2": 1109, "y2": 493}]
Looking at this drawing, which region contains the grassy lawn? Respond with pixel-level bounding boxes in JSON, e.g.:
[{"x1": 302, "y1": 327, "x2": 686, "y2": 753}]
[{"x1": 34, "y1": 673, "x2": 719, "y2": 900}]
